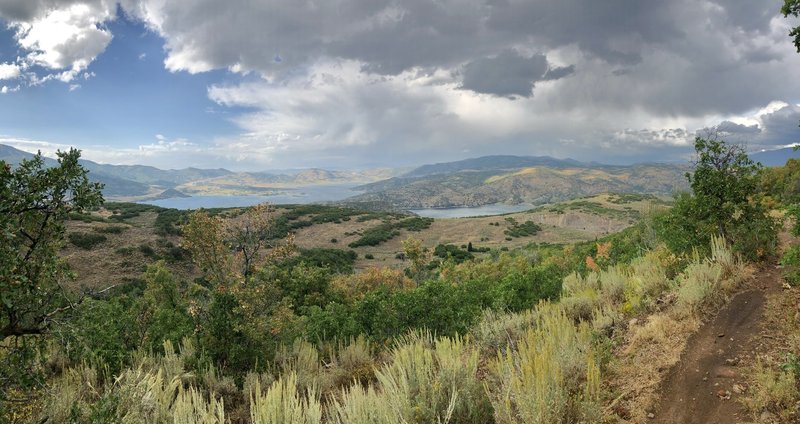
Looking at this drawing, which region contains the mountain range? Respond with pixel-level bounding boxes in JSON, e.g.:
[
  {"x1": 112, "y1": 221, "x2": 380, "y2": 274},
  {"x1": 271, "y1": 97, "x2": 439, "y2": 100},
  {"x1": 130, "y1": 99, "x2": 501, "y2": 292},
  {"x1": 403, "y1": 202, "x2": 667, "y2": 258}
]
[
  {"x1": 348, "y1": 160, "x2": 691, "y2": 208},
  {"x1": 3, "y1": 143, "x2": 798, "y2": 209},
  {"x1": 0, "y1": 144, "x2": 398, "y2": 200}
]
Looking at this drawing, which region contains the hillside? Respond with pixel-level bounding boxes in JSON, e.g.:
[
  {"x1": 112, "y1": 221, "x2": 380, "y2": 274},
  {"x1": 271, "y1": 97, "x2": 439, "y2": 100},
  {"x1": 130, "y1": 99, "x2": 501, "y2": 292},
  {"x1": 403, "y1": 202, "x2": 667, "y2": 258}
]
[
  {"x1": 60, "y1": 193, "x2": 662, "y2": 289},
  {"x1": 175, "y1": 168, "x2": 399, "y2": 196},
  {"x1": 402, "y1": 154, "x2": 585, "y2": 178},
  {"x1": 0, "y1": 144, "x2": 397, "y2": 200},
  {"x1": 351, "y1": 160, "x2": 689, "y2": 208}
]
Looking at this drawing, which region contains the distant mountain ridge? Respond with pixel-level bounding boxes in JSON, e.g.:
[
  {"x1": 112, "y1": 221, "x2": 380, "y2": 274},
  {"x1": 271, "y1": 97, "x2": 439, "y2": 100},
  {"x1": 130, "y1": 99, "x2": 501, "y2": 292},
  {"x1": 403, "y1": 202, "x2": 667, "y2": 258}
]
[
  {"x1": 0, "y1": 144, "x2": 399, "y2": 200},
  {"x1": 750, "y1": 147, "x2": 800, "y2": 167},
  {"x1": 349, "y1": 156, "x2": 691, "y2": 209},
  {"x1": 402, "y1": 155, "x2": 585, "y2": 178}
]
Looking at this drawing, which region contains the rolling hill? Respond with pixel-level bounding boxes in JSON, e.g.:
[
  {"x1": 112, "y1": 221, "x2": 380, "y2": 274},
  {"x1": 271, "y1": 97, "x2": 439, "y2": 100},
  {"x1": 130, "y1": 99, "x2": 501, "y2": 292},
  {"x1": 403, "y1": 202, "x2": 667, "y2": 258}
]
[
  {"x1": 0, "y1": 144, "x2": 398, "y2": 200},
  {"x1": 349, "y1": 157, "x2": 689, "y2": 209}
]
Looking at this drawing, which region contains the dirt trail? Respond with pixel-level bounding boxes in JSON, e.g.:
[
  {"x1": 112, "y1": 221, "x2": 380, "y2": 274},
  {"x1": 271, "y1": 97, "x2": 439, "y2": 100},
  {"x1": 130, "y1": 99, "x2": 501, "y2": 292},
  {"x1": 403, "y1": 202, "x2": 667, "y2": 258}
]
[{"x1": 651, "y1": 266, "x2": 781, "y2": 424}]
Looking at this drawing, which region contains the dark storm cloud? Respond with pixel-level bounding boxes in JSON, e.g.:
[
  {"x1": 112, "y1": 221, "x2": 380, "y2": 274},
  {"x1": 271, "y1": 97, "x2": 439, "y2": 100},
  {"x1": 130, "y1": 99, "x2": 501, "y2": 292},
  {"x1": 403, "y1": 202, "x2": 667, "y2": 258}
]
[
  {"x1": 714, "y1": 121, "x2": 762, "y2": 135},
  {"x1": 114, "y1": 0, "x2": 800, "y2": 117},
  {"x1": 3, "y1": 0, "x2": 800, "y2": 168},
  {"x1": 460, "y1": 50, "x2": 572, "y2": 97},
  {"x1": 759, "y1": 104, "x2": 800, "y2": 144}
]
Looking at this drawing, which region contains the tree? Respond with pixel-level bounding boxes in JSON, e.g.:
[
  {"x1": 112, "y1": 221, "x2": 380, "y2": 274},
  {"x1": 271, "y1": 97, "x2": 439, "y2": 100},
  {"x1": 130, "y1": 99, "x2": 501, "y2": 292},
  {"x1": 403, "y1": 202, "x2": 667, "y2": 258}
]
[
  {"x1": 182, "y1": 210, "x2": 233, "y2": 287},
  {"x1": 782, "y1": 0, "x2": 800, "y2": 52},
  {"x1": 402, "y1": 236, "x2": 431, "y2": 284},
  {"x1": 1, "y1": 149, "x2": 103, "y2": 339},
  {"x1": 0, "y1": 149, "x2": 103, "y2": 396},
  {"x1": 657, "y1": 137, "x2": 779, "y2": 259},
  {"x1": 183, "y1": 203, "x2": 295, "y2": 286}
]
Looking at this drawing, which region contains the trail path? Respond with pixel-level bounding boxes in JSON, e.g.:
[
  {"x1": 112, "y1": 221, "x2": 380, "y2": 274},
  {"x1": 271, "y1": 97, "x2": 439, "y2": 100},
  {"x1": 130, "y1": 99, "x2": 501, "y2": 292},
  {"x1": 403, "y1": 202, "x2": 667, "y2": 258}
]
[{"x1": 651, "y1": 266, "x2": 781, "y2": 423}]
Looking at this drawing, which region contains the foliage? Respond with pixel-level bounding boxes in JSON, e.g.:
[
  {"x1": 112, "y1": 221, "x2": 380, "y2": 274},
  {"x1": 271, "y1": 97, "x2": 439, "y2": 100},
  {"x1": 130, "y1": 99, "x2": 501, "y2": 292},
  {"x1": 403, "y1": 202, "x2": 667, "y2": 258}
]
[
  {"x1": 760, "y1": 158, "x2": 800, "y2": 203},
  {"x1": 402, "y1": 236, "x2": 431, "y2": 285},
  {"x1": 0, "y1": 149, "x2": 103, "y2": 398},
  {"x1": 782, "y1": 0, "x2": 800, "y2": 52},
  {"x1": 329, "y1": 267, "x2": 413, "y2": 299},
  {"x1": 504, "y1": 218, "x2": 542, "y2": 238},
  {"x1": 656, "y1": 137, "x2": 778, "y2": 260},
  {"x1": 487, "y1": 304, "x2": 601, "y2": 424},
  {"x1": 138, "y1": 262, "x2": 194, "y2": 352},
  {"x1": 374, "y1": 333, "x2": 493, "y2": 423},
  {"x1": 105, "y1": 202, "x2": 162, "y2": 222},
  {"x1": 744, "y1": 360, "x2": 799, "y2": 421},
  {"x1": 183, "y1": 210, "x2": 234, "y2": 286},
  {"x1": 154, "y1": 208, "x2": 187, "y2": 236},
  {"x1": 249, "y1": 373, "x2": 322, "y2": 424},
  {"x1": 67, "y1": 232, "x2": 107, "y2": 249},
  {"x1": 282, "y1": 248, "x2": 358, "y2": 274},
  {"x1": 348, "y1": 217, "x2": 433, "y2": 248},
  {"x1": 781, "y1": 204, "x2": 800, "y2": 286},
  {"x1": 433, "y1": 243, "x2": 474, "y2": 264}
]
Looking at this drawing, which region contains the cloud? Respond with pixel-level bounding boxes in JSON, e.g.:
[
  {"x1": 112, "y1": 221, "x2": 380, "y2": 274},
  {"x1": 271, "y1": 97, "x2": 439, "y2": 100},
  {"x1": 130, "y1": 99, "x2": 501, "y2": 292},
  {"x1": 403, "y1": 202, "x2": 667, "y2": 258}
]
[
  {"x1": 1, "y1": 0, "x2": 800, "y2": 168},
  {"x1": 0, "y1": 63, "x2": 21, "y2": 80},
  {"x1": 0, "y1": 0, "x2": 115, "y2": 83},
  {"x1": 0, "y1": 135, "x2": 217, "y2": 169},
  {"x1": 698, "y1": 102, "x2": 800, "y2": 151},
  {"x1": 460, "y1": 50, "x2": 573, "y2": 98}
]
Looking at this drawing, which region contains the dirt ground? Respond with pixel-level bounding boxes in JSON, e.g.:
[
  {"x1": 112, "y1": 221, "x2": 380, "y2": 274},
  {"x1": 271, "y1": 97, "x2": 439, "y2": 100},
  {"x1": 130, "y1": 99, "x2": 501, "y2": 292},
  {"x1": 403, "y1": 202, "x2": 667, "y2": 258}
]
[{"x1": 651, "y1": 265, "x2": 783, "y2": 423}]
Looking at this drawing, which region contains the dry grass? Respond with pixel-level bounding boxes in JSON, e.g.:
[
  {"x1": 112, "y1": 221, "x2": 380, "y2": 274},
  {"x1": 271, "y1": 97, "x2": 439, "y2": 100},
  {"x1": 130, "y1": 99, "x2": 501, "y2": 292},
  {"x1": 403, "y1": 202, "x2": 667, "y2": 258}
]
[
  {"x1": 62, "y1": 212, "x2": 197, "y2": 290},
  {"x1": 291, "y1": 193, "x2": 651, "y2": 271},
  {"x1": 740, "y1": 281, "x2": 800, "y2": 422},
  {"x1": 605, "y1": 237, "x2": 751, "y2": 423}
]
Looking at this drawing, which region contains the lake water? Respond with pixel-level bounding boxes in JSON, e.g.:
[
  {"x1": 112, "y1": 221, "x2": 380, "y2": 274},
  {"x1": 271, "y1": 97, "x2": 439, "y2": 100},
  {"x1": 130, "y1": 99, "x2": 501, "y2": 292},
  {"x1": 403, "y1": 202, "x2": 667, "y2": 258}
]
[
  {"x1": 140, "y1": 184, "x2": 362, "y2": 209},
  {"x1": 410, "y1": 203, "x2": 534, "y2": 219},
  {"x1": 141, "y1": 185, "x2": 534, "y2": 218}
]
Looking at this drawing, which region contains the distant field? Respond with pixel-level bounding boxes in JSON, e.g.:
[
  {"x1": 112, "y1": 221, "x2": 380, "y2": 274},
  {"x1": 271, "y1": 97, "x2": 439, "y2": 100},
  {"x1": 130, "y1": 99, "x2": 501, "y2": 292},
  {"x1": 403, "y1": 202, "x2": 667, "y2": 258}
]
[{"x1": 62, "y1": 192, "x2": 670, "y2": 288}]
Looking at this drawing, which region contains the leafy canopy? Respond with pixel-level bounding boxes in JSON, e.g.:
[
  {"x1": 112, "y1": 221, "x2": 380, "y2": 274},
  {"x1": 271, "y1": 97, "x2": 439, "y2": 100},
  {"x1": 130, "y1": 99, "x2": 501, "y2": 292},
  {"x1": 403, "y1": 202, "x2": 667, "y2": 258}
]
[
  {"x1": 783, "y1": 0, "x2": 800, "y2": 52},
  {"x1": 1, "y1": 149, "x2": 103, "y2": 340},
  {"x1": 657, "y1": 137, "x2": 778, "y2": 260},
  {"x1": 0, "y1": 149, "x2": 103, "y2": 397}
]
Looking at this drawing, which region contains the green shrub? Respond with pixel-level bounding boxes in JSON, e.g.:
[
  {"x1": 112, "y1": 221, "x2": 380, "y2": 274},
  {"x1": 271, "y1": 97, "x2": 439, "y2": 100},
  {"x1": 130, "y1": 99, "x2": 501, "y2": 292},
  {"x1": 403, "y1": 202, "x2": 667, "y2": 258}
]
[
  {"x1": 249, "y1": 373, "x2": 322, "y2": 424},
  {"x1": 139, "y1": 244, "x2": 157, "y2": 258},
  {"x1": 68, "y1": 232, "x2": 107, "y2": 249},
  {"x1": 349, "y1": 218, "x2": 433, "y2": 248},
  {"x1": 487, "y1": 304, "x2": 601, "y2": 424},
  {"x1": 282, "y1": 248, "x2": 357, "y2": 274},
  {"x1": 95, "y1": 225, "x2": 127, "y2": 234},
  {"x1": 433, "y1": 244, "x2": 474, "y2": 263},
  {"x1": 504, "y1": 220, "x2": 542, "y2": 238}
]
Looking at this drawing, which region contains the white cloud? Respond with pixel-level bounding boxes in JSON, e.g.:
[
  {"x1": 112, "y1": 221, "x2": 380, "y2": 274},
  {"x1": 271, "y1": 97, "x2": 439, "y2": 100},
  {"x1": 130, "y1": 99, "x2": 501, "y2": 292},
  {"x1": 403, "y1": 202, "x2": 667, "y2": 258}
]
[
  {"x1": 0, "y1": 63, "x2": 21, "y2": 80},
  {"x1": 0, "y1": 1, "x2": 115, "y2": 84},
  {"x1": 0, "y1": 85, "x2": 20, "y2": 94},
  {"x1": 1, "y1": 0, "x2": 799, "y2": 167}
]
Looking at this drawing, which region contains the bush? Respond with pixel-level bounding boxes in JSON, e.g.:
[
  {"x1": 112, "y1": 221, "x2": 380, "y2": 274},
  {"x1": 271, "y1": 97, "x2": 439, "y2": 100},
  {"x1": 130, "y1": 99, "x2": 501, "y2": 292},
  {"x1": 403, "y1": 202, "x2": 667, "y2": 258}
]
[
  {"x1": 68, "y1": 232, "x2": 107, "y2": 249},
  {"x1": 487, "y1": 304, "x2": 601, "y2": 424},
  {"x1": 95, "y1": 225, "x2": 127, "y2": 234},
  {"x1": 504, "y1": 220, "x2": 542, "y2": 238},
  {"x1": 364, "y1": 253, "x2": 374, "y2": 260},
  {"x1": 348, "y1": 217, "x2": 433, "y2": 248},
  {"x1": 282, "y1": 248, "x2": 358, "y2": 274},
  {"x1": 433, "y1": 244, "x2": 474, "y2": 264},
  {"x1": 138, "y1": 244, "x2": 157, "y2": 258}
]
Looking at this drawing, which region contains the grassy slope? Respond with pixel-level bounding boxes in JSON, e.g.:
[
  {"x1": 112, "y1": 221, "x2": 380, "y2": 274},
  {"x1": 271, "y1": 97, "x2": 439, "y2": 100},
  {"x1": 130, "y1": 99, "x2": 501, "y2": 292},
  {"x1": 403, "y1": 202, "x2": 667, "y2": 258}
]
[{"x1": 62, "y1": 193, "x2": 668, "y2": 289}]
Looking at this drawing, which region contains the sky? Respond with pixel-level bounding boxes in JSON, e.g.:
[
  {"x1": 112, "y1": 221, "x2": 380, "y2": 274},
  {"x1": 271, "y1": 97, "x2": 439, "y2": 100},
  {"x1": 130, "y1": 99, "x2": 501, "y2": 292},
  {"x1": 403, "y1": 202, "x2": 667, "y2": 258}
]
[{"x1": 0, "y1": 0, "x2": 799, "y2": 171}]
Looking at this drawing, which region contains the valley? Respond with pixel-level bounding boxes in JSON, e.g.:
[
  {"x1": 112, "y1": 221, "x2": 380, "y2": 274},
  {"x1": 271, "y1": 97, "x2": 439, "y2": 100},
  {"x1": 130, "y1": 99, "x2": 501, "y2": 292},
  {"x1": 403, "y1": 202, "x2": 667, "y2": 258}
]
[{"x1": 61, "y1": 192, "x2": 665, "y2": 289}]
